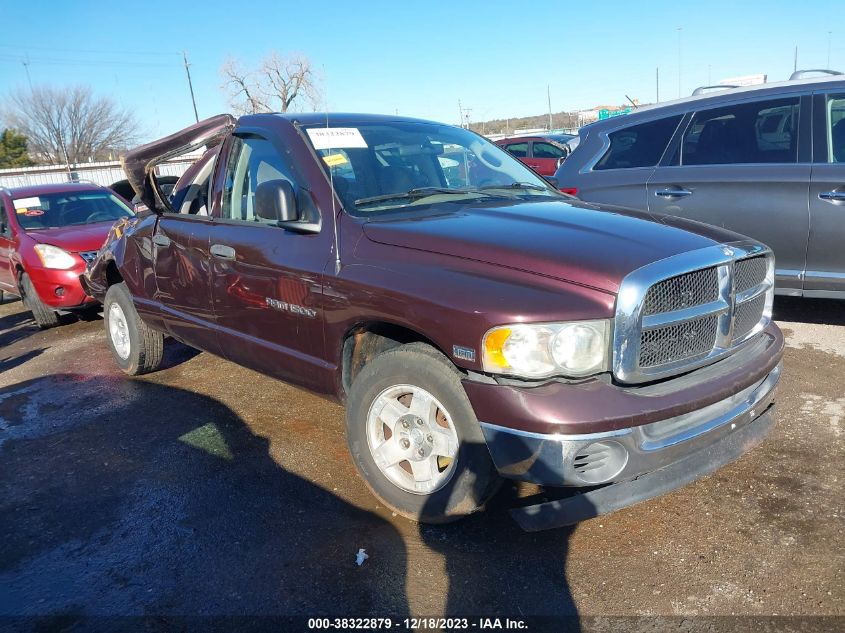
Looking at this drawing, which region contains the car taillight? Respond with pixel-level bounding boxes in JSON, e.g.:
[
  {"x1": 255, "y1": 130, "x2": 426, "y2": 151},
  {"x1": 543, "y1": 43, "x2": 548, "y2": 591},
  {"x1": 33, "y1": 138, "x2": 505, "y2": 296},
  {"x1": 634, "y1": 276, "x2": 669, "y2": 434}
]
[{"x1": 560, "y1": 187, "x2": 578, "y2": 196}]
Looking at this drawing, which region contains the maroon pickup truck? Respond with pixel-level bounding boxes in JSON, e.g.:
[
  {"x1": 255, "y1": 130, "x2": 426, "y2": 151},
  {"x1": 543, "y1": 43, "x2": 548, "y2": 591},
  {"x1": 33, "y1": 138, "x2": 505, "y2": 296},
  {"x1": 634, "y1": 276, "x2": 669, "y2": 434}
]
[{"x1": 82, "y1": 113, "x2": 783, "y2": 530}]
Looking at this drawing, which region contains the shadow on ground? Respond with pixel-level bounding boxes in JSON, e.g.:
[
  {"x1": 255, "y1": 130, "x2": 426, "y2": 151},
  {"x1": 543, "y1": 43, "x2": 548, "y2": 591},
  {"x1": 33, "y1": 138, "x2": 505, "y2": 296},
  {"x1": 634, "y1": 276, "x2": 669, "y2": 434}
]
[
  {"x1": 773, "y1": 296, "x2": 845, "y2": 326},
  {"x1": 0, "y1": 374, "x2": 410, "y2": 625},
  {"x1": 0, "y1": 301, "x2": 40, "y2": 349},
  {"x1": 419, "y1": 429, "x2": 582, "y2": 625}
]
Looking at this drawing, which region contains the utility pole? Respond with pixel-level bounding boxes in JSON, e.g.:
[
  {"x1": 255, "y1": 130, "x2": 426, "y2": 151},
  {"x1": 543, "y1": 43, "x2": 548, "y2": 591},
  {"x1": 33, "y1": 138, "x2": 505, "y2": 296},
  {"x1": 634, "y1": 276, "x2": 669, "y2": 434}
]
[
  {"x1": 183, "y1": 51, "x2": 199, "y2": 124},
  {"x1": 56, "y1": 132, "x2": 73, "y2": 180},
  {"x1": 22, "y1": 54, "x2": 33, "y2": 89},
  {"x1": 547, "y1": 85, "x2": 553, "y2": 131},
  {"x1": 458, "y1": 99, "x2": 463, "y2": 127},
  {"x1": 656, "y1": 67, "x2": 659, "y2": 103},
  {"x1": 794, "y1": 45, "x2": 798, "y2": 73}
]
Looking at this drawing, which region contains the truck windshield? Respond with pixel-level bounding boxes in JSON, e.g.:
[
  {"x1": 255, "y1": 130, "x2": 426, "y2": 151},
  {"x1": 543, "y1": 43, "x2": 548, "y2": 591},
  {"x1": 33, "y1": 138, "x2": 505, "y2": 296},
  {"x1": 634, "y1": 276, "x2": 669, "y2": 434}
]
[
  {"x1": 12, "y1": 191, "x2": 134, "y2": 230},
  {"x1": 303, "y1": 121, "x2": 560, "y2": 214}
]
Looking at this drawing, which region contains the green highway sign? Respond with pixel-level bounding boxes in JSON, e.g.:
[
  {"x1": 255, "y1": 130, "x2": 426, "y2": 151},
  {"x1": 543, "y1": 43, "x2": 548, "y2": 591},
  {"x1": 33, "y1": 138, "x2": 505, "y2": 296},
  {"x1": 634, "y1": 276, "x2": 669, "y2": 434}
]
[{"x1": 598, "y1": 108, "x2": 632, "y2": 120}]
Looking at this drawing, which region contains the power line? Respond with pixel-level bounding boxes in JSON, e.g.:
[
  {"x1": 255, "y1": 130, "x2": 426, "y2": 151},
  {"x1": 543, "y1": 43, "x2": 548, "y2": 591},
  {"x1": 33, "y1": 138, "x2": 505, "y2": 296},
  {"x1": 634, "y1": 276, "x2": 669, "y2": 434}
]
[
  {"x1": 0, "y1": 44, "x2": 180, "y2": 56},
  {"x1": 0, "y1": 54, "x2": 176, "y2": 68}
]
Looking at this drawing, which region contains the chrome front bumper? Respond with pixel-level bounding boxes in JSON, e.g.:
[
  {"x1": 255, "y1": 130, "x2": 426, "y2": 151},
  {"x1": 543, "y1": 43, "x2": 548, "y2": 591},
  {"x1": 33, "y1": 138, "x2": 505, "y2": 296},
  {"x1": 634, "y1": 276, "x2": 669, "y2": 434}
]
[{"x1": 480, "y1": 361, "x2": 781, "y2": 487}]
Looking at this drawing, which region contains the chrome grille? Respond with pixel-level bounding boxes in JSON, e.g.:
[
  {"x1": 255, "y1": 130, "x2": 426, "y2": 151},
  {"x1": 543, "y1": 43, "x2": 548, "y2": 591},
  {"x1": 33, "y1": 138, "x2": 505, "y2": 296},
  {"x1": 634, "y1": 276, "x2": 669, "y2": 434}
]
[
  {"x1": 639, "y1": 315, "x2": 719, "y2": 368},
  {"x1": 613, "y1": 243, "x2": 774, "y2": 384},
  {"x1": 733, "y1": 293, "x2": 766, "y2": 343},
  {"x1": 642, "y1": 267, "x2": 718, "y2": 316},
  {"x1": 79, "y1": 250, "x2": 99, "y2": 264},
  {"x1": 735, "y1": 256, "x2": 767, "y2": 294}
]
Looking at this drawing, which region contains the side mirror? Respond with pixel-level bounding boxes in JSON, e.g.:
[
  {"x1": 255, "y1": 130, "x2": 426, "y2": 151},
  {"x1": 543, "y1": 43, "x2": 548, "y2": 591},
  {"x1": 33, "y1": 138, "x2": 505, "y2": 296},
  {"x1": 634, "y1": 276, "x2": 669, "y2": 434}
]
[
  {"x1": 545, "y1": 176, "x2": 560, "y2": 189},
  {"x1": 256, "y1": 179, "x2": 298, "y2": 223}
]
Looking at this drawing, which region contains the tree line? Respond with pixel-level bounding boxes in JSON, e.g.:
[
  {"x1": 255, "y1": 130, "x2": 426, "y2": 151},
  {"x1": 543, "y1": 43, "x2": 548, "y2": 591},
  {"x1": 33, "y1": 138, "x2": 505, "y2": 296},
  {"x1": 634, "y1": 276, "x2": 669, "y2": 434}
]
[{"x1": 0, "y1": 50, "x2": 322, "y2": 170}]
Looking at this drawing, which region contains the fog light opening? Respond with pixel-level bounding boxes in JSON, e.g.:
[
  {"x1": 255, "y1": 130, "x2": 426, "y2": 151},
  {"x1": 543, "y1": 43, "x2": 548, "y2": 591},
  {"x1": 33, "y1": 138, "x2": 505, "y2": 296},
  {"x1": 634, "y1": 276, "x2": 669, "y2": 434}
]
[
  {"x1": 54, "y1": 287, "x2": 65, "y2": 297},
  {"x1": 572, "y1": 440, "x2": 628, "y2": 484}
]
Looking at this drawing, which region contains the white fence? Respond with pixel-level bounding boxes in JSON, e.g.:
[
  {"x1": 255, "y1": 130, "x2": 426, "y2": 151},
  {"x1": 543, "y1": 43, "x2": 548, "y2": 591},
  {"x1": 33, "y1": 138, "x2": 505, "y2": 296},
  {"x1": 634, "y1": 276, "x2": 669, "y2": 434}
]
[{"x1": 0, "y1": 156, "x2": 199, "y2": 189}]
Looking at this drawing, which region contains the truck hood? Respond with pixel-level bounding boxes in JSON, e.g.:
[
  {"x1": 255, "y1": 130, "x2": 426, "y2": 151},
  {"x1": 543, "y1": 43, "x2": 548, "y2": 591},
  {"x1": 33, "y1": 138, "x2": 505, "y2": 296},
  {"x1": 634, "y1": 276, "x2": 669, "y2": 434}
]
[
  {"x1": 362, "y1": 199, "x2": 739, "y2": 294},
  {"x1": 26, "y1": 222, "x2": 114, "y2": 253}
]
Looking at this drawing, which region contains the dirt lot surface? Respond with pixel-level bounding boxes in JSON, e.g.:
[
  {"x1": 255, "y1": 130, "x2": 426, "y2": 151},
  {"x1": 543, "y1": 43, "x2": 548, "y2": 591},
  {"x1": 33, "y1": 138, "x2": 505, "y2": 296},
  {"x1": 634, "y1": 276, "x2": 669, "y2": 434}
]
[{"x1": 0, "y1": 296, "x2": 842, "y2": 630}]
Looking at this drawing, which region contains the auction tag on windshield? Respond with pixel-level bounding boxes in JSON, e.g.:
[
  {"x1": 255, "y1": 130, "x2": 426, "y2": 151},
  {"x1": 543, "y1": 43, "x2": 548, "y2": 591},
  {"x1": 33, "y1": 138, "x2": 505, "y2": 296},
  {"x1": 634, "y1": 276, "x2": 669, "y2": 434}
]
[
  {"x1": 322, "y1": 153, "x2": 349, "y2": 167},
  {"x1": 306, "y1": 127, "x2": 368, "y2": 150},
  {"x1": 13, "y1": 196, "x2": 41, "y2": 210}
]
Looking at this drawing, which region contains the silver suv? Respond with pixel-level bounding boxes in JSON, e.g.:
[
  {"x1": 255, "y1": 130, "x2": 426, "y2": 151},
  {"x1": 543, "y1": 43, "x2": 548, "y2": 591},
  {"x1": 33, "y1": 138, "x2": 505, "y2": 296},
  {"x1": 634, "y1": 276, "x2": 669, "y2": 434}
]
[{"x1": 554, "y1": 71, "x2": 845, "y2": 299}]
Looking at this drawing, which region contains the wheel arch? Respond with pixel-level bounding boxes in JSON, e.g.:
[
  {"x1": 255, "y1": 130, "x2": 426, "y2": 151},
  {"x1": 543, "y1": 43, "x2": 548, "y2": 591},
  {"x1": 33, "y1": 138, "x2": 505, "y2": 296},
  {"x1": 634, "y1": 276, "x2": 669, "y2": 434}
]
[
  {"x1": 340, "y1": 320, "x2": 456, "y2": 398},
  {"x1": 104, "y1": 259, "x2": 124, "y2": 286}
]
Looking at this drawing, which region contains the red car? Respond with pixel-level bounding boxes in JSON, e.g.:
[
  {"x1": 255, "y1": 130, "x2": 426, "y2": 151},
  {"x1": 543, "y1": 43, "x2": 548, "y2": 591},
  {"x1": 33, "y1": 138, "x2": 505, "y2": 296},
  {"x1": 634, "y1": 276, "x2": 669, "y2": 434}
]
[
  {"x1": 0, "y1": 182, "x2": 133, "y2": 328},
  {"x1": 495, "y1": 134, "x2": 575, "y2": 176}
]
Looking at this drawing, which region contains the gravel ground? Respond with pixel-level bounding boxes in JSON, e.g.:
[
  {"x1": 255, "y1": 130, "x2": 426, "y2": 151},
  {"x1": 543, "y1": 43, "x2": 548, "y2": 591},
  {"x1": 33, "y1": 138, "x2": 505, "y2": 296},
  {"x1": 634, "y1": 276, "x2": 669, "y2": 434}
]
[{"x1": 0, "y1": 295, "x2": 841, "y2": 631}]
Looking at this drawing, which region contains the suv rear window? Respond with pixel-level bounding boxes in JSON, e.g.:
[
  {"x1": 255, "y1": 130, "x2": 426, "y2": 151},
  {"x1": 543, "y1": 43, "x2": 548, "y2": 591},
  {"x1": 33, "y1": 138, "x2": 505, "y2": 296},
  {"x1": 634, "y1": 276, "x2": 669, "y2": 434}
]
[
  {"x1": 594, "y1": 116, "x2": 682, "y2": 170},
  {"x1": 681, "y1": 97, "x2": 800, "y2": 165}
]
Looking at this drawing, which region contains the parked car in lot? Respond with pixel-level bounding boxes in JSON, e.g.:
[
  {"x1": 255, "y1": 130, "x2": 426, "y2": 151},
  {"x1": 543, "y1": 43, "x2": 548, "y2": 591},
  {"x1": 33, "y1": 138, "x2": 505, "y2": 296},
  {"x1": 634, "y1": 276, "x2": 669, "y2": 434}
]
[
  {"x1": 554, "y1": 70, "x2": 845, "y2": 298},
  {"x1": 496, "y1": 134, "x2": 575, "y2": 176},
  {"x1": 83, "y1": 113, "x2": 783, "y2": 530},
  {"x1": 0, "y1": 182, "x2": 133, "y2": 328}
]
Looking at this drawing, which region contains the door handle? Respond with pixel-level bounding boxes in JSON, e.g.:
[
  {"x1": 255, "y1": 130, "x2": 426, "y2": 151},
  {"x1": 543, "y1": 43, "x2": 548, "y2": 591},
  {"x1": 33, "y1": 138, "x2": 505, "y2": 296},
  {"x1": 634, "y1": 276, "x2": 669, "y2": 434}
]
[
  {"x1": 210, "y1": 244, "x2": 236, "y2": 260},
  {"x1": 819, "y1": 191, "x2": 845, "y2": 202},
  {"x1": 152, "y1": 234, "x2": 171, "y2": 247},
  {"x1": 655, "y1": 188, "x2": 693, "y2": 198}
]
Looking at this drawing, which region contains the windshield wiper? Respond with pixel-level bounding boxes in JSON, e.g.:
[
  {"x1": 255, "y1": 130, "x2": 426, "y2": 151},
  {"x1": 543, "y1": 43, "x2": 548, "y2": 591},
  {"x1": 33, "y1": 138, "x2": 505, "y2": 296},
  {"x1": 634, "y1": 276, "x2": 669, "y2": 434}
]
[
  {"x1": 478, "y1": 182, "x2": 549, "y2": 192},
  {"x1": 354, "y1": 187, "x2": 484, "y2": 207}
]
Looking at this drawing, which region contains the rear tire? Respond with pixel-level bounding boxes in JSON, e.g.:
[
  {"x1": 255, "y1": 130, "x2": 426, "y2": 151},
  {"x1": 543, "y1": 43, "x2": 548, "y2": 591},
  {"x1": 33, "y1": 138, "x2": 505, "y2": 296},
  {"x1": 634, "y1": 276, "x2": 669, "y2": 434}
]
[
  {"x1": 346, "y1": 343, "x2": 500, "y2": 524},
  {"x1": 103, "y1": 282, "x2": 163, "y2": 375},
  {"x1": 20, "y1": 273, "x2": 60, "y2": 329}
]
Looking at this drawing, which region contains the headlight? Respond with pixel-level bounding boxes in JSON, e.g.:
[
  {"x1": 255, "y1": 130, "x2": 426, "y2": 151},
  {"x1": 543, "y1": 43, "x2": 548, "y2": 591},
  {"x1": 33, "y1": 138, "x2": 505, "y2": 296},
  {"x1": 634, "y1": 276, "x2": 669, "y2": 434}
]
[
  {"x1": 33, "y1": 244, "x2": 77, "y2": 270},
  {"x1": 482, "y1": 320, "x2": 611, "y2": 379}
]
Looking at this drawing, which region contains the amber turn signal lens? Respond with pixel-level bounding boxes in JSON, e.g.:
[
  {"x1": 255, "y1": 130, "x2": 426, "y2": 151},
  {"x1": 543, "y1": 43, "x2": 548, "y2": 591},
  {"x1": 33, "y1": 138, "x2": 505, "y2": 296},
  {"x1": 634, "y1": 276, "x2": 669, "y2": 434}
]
[{"x1": 483, "y1": 327, "x2": 512, "y2": 369}]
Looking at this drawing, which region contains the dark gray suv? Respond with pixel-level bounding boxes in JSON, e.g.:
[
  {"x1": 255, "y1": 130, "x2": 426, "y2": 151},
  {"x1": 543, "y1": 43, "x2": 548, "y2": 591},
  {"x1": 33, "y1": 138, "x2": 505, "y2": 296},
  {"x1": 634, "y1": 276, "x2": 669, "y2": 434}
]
[{"x1": 555, "y1": 71, "x2": 845, "y2": 299}]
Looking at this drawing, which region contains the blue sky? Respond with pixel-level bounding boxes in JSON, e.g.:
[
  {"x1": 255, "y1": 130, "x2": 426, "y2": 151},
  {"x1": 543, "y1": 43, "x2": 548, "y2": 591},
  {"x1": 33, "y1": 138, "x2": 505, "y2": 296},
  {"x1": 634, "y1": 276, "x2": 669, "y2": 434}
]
[{"x1": 0, "y1": 0, "x2": 840, "y2": 141}]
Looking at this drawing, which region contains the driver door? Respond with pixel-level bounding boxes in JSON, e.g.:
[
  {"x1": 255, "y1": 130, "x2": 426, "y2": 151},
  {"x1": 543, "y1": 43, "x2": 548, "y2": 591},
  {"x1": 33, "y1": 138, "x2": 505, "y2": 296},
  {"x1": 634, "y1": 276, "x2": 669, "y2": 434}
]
[
  {"x1": 207, "y1": 130, "x2": 333, "y2": 392},
  {"x1": 151, "y1": 160, "x2": 222, "y2": 355}
]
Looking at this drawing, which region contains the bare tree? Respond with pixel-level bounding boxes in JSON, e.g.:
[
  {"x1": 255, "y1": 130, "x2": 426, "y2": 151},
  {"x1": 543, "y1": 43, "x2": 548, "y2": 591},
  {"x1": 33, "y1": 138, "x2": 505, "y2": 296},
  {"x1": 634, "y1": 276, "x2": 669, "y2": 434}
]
[
  {"x1": 221, "y1": 52, "x2": 322, "y2": 114},
  {"x1": 2, "y1": 85, "x2": 141, "y2": 165}
]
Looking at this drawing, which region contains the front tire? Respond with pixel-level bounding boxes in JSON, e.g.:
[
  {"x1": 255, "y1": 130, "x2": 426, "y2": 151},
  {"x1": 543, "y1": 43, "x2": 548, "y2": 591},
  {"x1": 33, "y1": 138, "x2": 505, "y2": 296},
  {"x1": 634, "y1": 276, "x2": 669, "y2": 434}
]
[
  {"x1": 346, "y1": 343, "x2": 500, "y2": 524},
  {"x1": 20, "y1": 273, "x2": 60, "y2": 329},
  {"x1": 103, "y1": 282, "x2": 164, "y2": 375}
]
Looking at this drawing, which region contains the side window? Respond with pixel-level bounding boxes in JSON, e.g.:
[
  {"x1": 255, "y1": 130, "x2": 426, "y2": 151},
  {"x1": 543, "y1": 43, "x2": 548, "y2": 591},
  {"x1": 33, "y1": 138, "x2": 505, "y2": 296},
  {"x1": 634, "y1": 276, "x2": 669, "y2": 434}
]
[
  {"x1": 594, "y1": 116, "x2": 682, "y2": 170},
  {"x1": 0, "y1": 200, "x2": 10, "y2": 236},
  {"x1": 220, "y1": 135, "x2": 297, "y2": 223},
  {"x1": 682, "y1": 97, "x2": 800, "y2": 166},
  {"x1": 532, "y1": 142, "x2": 566, "y2": 159},
  {"x1": 826, "y1": 94, "x2": 845, "y2": 163},
  {"x1": 502, "y1": 142, "x2": 528, "y2": 158}
]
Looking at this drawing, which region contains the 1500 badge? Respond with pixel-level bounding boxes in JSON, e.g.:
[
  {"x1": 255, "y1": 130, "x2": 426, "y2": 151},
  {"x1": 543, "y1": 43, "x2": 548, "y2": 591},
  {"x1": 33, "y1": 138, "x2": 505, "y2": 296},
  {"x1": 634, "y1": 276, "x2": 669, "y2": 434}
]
[{"x1": 266, "y1": 297, "x2": 317, "y2": 318}]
